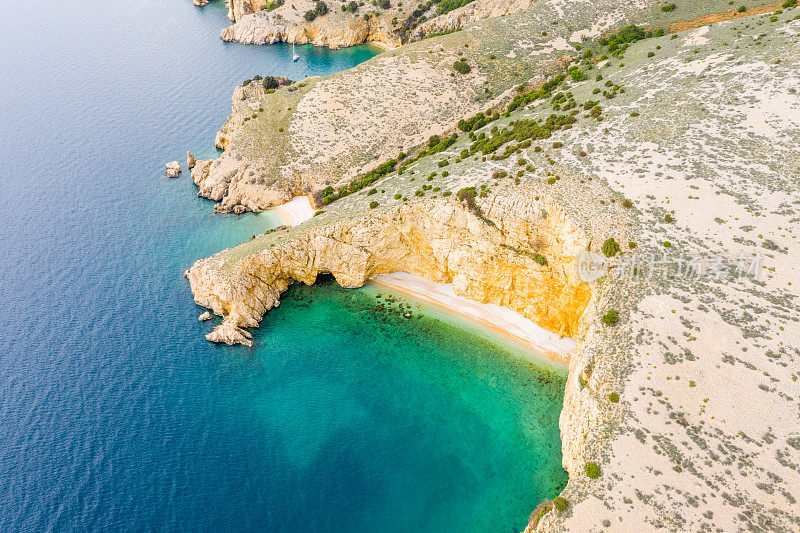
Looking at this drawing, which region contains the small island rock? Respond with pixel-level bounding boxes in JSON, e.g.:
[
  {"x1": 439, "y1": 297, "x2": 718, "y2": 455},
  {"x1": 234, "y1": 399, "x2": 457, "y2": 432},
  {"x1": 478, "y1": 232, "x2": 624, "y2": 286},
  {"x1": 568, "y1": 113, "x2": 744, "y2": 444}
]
[
  {"x1": 165, "y1": 161, "x2": 181, "y2": 178},
  {"x1": 198, "y1": 311, "x2": 212, "y2": 321},
  {"x1": 187, "y1": 151, "x2": 196, "y2": 169}
]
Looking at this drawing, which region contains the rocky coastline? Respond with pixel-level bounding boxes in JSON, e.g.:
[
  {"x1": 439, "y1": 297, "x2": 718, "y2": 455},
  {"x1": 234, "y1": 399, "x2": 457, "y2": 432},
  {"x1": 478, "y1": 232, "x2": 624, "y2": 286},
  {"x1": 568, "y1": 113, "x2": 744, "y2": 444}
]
[
  {"x1": 186, "y1": 0, "x2": 800, "y2": 530},
  {"x1": 199, "y1": 0, "x2": 539, "y2": 49}
]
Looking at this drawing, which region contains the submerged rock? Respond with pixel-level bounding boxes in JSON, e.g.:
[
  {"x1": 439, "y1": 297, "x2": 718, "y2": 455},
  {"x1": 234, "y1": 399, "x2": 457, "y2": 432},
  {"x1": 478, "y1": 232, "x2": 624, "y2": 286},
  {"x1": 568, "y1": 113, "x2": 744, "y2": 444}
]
[
  {"x1": 165, "y1": 161, "x2": 181, "y2": 178},
  {"x1": 192, "y1": 0, "x2": 209, "y2": 5}
]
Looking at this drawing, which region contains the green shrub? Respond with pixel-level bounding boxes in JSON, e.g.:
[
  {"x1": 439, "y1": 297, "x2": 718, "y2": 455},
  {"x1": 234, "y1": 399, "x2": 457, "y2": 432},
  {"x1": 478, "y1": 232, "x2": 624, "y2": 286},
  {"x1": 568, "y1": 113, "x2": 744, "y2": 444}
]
[
  {"x1": 322, "y1": 159, "x2": 397, "y2": 204},
  {"x1": 342, "y1": 0, "x2": 358, "y2": 11},
  {"x1": 737, "y1": 6, "x2": 746, "y2": 13},
  {"x1": 457, "y1": 111, "x2": 498, "y2": 132},
  {"x1": 436, "y1": 0, "x2": 477, "y2": 15},
  {"x1": 379, "y1": 0, "x2": 390, "y2": 8},
  {"x1": 661, "y1": 3, "x2": 676, "y2": 12},
  {"x1": 453, "y1": 59, "x2": 471, "y2": 74},
  {"x1": 369, "y1": 200, "x2": 378, "y2": 209},
  {"x1": 609, "y1": 392, "x2": 620, "y2": 403},
  {"x1": 602, "y1": 309, "x2": 619, "y2": 325},
  {"x1": 568, "y1": 66, "x2": 588, "y2": 81},
  {"x1": 304, "y1": 1, "x2": 328, "y2": 20},
  {"x1": 456, "y1": 187, "x2": 495, "y2": 226},
  {"x1": 585, "y1": 462, "x2": 601, "y2": 479},
  {"x1": 394, "y1": 193, "x2": 401, "y2": 199},
  {"x1": 313, "y1": 209, "x2": 325, "y2": 216},
  {"x1": 553, "y1": 496, "x2": 569, "y2": 511},
  {"x1": 601, "y1": 237, "x2": 620, "y2": 257},
  {"x1": 262, "y1": 0, "x2": 284, "y2": 11},
  {"x1": 367, "y1": 188, "x2": 378, "y2": 195},
  {"x1": 783, "y1": 0, "x2": 797, "y2": 7},
  {"x1": 506, "y1": 75, "x2": 565, "y2": 113}
]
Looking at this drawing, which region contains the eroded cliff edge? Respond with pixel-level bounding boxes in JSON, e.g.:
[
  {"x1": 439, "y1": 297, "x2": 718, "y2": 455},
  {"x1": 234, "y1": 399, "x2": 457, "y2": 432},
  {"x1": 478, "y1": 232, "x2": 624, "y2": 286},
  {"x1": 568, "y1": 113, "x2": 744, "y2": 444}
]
[
  {"x1": 186, "y1": 193, "x2": 597, "y2": 346},
  {"x1": 186, "y1": 1, "x2": 800, "y2": 531},
  {"x1": 208, "y1": 0, "x2": 538, "y2": 49}
]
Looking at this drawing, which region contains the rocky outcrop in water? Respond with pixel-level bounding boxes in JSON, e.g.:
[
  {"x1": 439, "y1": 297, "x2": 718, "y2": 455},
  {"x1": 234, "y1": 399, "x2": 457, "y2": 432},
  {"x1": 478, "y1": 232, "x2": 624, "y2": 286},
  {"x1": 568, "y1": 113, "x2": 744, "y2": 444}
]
[
  {"x1": 165, "y1": 161, "x2": 181, "y2": 178},
  {"x1": 187, "y1": 151, "x2": 196, "y2": 169}
]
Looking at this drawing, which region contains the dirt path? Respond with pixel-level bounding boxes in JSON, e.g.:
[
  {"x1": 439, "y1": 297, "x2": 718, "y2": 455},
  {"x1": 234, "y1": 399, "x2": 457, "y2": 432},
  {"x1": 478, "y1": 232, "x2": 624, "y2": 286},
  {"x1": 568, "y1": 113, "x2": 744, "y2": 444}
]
[{"x1": 669, "y1": 1, "x2": 785, "y2": 33}]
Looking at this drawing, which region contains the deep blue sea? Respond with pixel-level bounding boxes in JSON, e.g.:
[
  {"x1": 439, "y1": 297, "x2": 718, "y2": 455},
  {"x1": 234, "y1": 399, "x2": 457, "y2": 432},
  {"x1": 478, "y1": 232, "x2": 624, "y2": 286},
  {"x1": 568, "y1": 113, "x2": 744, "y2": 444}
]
[{"x1": 0, "y1": 1, "x2": 567, "y2": 531}]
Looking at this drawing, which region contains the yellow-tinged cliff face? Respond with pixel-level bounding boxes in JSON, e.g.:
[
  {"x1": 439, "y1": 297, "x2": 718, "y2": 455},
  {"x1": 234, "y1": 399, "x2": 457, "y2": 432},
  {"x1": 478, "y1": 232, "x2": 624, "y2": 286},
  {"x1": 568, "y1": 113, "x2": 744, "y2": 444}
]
[{"x1": 186, "y1": 194, "x2": 592, "y2": 347}]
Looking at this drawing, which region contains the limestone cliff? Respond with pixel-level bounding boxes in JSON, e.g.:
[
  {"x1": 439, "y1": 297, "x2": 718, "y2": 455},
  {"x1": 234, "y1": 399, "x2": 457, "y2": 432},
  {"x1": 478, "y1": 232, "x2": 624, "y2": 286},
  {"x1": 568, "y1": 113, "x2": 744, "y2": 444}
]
[
  {"x1": 187, "y1": 194, "x2": 593, "y2": 346},
  {"x1": 221, "y1": 11, "x2": 402, "y2": 48},
  {"x1": 217, "y1": 0, "x2": 537, "y2": 49},
  {"x1": 224, "y1": 0, "x2": 265, "y2": 22}
]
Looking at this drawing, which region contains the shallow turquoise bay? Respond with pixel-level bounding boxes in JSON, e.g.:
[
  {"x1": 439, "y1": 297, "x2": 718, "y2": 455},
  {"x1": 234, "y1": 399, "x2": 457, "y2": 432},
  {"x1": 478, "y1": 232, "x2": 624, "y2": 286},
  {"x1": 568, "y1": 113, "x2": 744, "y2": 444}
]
[{"x1": 0, "y1": 0, "x2": 567, "y2": 530}]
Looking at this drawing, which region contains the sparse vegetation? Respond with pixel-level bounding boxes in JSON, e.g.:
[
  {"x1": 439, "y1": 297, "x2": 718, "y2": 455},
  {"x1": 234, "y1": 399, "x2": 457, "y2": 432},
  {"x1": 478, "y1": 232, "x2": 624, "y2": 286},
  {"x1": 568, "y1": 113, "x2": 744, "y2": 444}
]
[
  {"x1": 602, "y1": 309, "x2": 620, "y2": 325},
  {"x1": 453, "y1": 58, "x2": 471, "y2": 74},
  {"x1": 261, "y1": 0, "x2": 284, "y2": 11},
  {"x1": 601, "y1": 238, "x2": 621, "y2": 257},
  {"x1": 553, "y1": 496, "x2": 570, "y2": 511},
  {"x1": 304, "y1": 1, "x2": 329, "y2": 21}
]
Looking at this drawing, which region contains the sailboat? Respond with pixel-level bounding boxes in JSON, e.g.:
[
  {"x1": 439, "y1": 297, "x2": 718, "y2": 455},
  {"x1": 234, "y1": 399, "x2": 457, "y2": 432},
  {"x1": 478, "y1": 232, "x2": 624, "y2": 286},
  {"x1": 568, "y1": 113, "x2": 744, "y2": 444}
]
[{"x1": 292, "y1": 42, "x2": 299, "y2": 62}]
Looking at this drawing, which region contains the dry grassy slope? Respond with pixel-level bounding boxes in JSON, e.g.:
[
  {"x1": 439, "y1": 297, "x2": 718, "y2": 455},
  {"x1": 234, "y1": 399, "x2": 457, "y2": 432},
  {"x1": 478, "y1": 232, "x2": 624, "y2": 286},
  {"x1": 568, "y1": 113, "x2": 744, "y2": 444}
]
[
  {"x1": 512, "y1": 12, "x2": 800, "y2": 533},
  {"x1": 195, "y1": 0, "x2": 767, "y2": 213},
  {"x1": 188, "y1": 2, "x2": 800, "y2": 531}
]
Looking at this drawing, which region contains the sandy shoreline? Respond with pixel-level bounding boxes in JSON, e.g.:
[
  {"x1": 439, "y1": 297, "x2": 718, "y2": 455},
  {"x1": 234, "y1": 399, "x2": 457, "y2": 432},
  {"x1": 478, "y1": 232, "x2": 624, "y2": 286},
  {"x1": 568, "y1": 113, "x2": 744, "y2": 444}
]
[
  {"x1": 369, "y1": 272, "x2": 575, "y2": 364},
  {"x1": 272, "y1": 195, "x2": 314, "y2": 226}
]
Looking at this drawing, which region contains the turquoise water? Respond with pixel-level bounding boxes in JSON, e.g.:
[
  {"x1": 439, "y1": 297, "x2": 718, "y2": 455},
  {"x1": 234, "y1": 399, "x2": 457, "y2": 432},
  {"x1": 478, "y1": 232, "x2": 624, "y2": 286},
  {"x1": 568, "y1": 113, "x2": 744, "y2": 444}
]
[{"x1": 0, "y1": 0, "x2": 567, "y2": 531}]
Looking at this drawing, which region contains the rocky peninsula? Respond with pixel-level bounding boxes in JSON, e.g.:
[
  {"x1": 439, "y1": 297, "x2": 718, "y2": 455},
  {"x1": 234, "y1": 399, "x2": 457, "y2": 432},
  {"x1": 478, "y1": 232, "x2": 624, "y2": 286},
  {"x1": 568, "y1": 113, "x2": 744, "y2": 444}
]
[{"x1": 187, "y1": 0, "x2": 800, "y2": 530}]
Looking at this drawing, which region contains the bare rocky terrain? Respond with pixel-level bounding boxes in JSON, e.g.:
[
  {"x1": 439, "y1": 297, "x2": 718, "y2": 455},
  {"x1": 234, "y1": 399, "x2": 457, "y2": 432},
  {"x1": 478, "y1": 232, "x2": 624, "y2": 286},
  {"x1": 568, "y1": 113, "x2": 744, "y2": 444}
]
[{"x1": 187, "y1": 1, "x2": 800, "y2": 530}]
